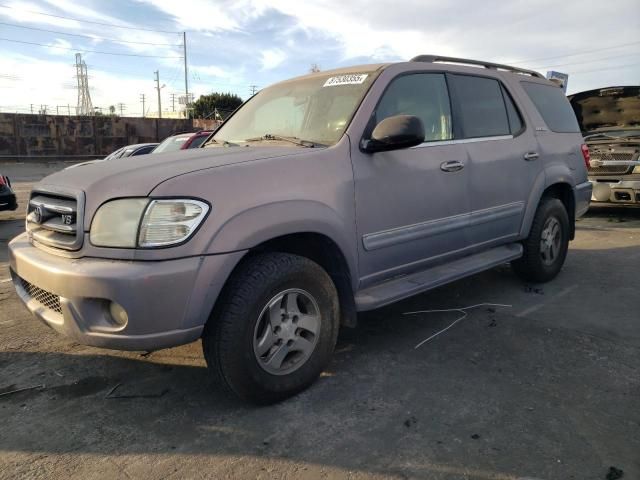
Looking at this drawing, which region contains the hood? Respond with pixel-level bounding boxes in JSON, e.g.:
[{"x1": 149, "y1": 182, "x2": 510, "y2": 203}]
[
  {"x1": 38, "y1": 146, "x2": 305, "y2": 217},
  {"x1": 568, "y1": 86, "x2": 640, "y2": 133}
]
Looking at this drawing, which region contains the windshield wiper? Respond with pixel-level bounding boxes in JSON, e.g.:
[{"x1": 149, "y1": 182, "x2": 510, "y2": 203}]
[{"x1": 243, "y1": 134, "x2": 318, "y2": 148}]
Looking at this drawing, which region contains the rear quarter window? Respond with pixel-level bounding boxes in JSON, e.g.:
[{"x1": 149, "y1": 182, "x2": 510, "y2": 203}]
[{"x1": 522, "y1": 82, "x2": 580, "y2": 133}]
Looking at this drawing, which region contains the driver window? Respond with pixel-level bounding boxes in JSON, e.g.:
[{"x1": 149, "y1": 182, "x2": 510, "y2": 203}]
[{"x1": 375, "y1": 73, "x2": 452, "y2": 142}]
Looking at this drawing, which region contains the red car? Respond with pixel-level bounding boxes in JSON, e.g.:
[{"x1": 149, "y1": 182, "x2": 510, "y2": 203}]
[{"x1": 152, "y1": 130, "x2": 213, "y2": 154}]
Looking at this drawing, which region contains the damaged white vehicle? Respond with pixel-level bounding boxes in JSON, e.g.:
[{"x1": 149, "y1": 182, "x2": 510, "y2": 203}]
[{"x1": 570, "y1": 86, "x2": 640, "y2": 204}]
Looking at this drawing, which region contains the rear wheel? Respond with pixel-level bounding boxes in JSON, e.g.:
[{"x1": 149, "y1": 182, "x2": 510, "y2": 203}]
[
  {"x1": 202, "y1": 253, "x2": 339, "y2": 404},
  {"x1": 512, "y1": 197, "x2": 570, "y2": 283}
]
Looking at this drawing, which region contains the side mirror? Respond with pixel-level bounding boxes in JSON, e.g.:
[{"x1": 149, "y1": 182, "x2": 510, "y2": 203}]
[{"x1": 361, "y1": 115, "x2": 425, "y2": 153}]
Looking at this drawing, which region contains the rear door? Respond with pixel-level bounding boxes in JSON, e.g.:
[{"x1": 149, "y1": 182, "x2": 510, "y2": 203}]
[
  {"x1": 351, "y1": 72, "x2": 472, "y2": 286},
  {"x1": 448, "y1": 74, "x2": 542, "y2": 248}
]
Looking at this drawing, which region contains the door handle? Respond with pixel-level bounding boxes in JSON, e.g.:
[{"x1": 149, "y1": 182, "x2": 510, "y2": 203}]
[
  {"x1": 524, "y1": 152, "x2": 539, "y2": 161},
  {"x1": 440, "y1": 160, "x2": 465, "y2": 172}
]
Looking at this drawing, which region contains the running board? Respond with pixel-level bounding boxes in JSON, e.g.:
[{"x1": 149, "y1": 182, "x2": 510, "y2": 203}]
[{"x1": 355, "y1": 243, "x2": 523, "y2": 311}]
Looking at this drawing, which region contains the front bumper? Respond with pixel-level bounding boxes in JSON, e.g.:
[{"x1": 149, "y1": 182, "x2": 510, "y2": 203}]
[
  {"x1": 590, "y1": 178, "x2": 640, "y2": 204},
  {"x1": 8, "y1": 233, "x2": 245, "y2": 351}
]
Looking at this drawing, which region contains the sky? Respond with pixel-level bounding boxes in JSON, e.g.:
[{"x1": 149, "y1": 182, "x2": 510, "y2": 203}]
[{"x1": 0, "y1": 0, "x2": 638, "y2": 117}]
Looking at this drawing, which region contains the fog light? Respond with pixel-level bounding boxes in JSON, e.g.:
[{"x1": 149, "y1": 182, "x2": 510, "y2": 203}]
[{"x1": 109, "y1": 302, "x2": 128, "y2": 327}]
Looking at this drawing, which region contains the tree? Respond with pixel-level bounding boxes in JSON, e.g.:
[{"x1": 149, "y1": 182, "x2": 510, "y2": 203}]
[
  {"x1": 310, "y1": 64, "x2": 321, "y2": 73},
  {"x1": 109, "y1": 105, "x2": 116, "y2": 116},
  {"x1": 192, "y1": 92, "x2": 244, "y2": 120}
]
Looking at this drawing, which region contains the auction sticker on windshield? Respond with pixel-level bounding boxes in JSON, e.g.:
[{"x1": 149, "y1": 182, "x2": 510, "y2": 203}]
[{"x1": 323, "y1": 74, "x2": 368, "y2": 87}]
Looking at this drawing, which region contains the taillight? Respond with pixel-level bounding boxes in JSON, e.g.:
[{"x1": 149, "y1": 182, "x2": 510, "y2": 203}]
[
  {"x1": 0, "y1": 176, "x2": 6, "y2": 186},
  {"x1": 580, "y1": 144, "x2": 591, "y2": 169}
]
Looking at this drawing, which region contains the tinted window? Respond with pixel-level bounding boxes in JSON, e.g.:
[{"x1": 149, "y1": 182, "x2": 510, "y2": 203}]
[
  {"x1": 501, "y1": 85, "x2": 523, "y2": 134},
  {"x1": 522, "y1": 82, "x2": 580, "y2": 133},
  {"x1": 451, "y1": 75, "x2": 510, "y2": 138},
  {"x1": 375, "y1": 73, "x2": 452, "y2": 142}
]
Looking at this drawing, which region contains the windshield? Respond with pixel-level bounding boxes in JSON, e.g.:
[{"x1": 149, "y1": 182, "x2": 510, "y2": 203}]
[
  {"x1": 153, "y1": 135, "x2": 189, "y2": 153},
  {"x1": 104, "y1": 147, "x2": 124, "y2": 161},
  {"x1": 211, "y1": 71, "x2": 380, "y2": 146}
]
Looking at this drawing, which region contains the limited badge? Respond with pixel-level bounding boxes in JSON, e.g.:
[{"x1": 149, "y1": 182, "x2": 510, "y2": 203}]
[{"x1": 323, "y1": 74, "x2": 369, "y2": 87}]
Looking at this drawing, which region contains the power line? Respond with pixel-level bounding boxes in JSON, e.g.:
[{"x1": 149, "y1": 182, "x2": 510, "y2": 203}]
[
  {"x1": 508, "y1": 41, "x2": 640, "y2": 65},
  {"x1": 0, "y1": 21, "x2": 182, "y2": 47},
  {"x1": 0, "y1": 4, "x2": 180, "y2": 34},
  {"x1": 570, "y1": 62, "x2": 640, "y2": 75},
  {"x1": 0, "y1": 37, "x2": 184, "y2": 58},
  {"x1": 532, "y1": 52, "x2": 640, "y2": 70}
]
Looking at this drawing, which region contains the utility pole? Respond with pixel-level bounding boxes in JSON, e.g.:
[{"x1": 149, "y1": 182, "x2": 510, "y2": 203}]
[
  {"x1": 140, "y1": 94, "x2": 146, "y2": 118},
  {"x1": 154, "y1": 70, "x2": 162, "y2": 119},
  {"x1": 117, "y1": 103, "x2": 126, "y2": 116},
  {"x1": 249, "y1": 85, "x2": 258, "y2": 96},
  {"x1": 183, "y1": 31, "x2": 189, "y2": 118},
  {"x1": 170, "y1": 93, "x2": 176, "y2": 112},
  {"x1": 67, "y1": 104, "x2": 71, "y2": 116},
  {"x1": 30, "y1": 104, "x2": 34, "y2": 114}
]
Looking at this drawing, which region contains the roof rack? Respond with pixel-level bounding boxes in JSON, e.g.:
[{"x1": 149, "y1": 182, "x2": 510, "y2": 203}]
[{"x1": 410, "y1": 55, "x2": 544, "y2": 78}]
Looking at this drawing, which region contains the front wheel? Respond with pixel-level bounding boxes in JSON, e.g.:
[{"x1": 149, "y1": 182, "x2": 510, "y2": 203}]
[
  {"x1": 512, "y1": 197, "x2": 570, "y2": 283},
  {"x1": 202, "y1": 253, "x2": 339, "y2": 404}
]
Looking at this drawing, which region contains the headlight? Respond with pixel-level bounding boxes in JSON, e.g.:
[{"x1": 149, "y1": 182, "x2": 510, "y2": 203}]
[
  {"x1": 138, "y1": 199, "x2": 209, "y2": 247},
  {"x1": 90, "y1": 198, "x2": 209, "y2": 248},
  {"x1": 90, "y1": 199, "x2": 149, "y2": 247},
  {"x1": 633, "y1": 165, "x2": 640, "y2": 174}
]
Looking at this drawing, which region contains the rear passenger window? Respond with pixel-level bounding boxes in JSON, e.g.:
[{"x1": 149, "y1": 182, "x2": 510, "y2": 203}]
[
  {"x1": 521, "y1": 82, "x2": 580, "y2": 133},
  {"x1": 450, "y1": 75, "x2": 510, "y2": 138},
  {"x1": 375, "y1": 73, "x2": 452, "y2": 142}
]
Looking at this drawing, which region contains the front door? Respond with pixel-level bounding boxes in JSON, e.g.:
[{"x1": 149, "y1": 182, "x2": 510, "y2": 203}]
[{"x1": 350, "y1": 72, "x2": 472, "y2": 287}]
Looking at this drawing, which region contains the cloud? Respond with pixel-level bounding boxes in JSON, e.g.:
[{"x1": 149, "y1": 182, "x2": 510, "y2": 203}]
[
  {"x1": 45, "y1": 37, "x2": 72, "y2": 55},
  {"x1": 135, "y1": 0, "x2": 242, "y2": 32},
  {"x1": 0, "y1": 0, "x2": 80, "y2": 28},
  {"x1": 190, "y1": 65, "x2": 229, "y2": 78},
  {"x1": 260, "y1": 48, "x2": 286, "y2": 70}
]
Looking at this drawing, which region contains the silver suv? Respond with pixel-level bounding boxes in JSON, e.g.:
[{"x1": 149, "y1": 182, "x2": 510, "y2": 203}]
[{"x1": 9, "y1": 55, "x2": 592, "y2": 403}]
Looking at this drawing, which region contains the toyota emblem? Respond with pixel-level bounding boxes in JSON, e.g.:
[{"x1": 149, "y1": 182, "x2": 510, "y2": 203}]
[{"x1": 33, "y1": 205, "x2": 43, "y2": 224}]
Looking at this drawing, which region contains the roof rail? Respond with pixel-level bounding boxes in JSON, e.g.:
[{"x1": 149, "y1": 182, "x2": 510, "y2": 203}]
[{"x1": 410, "y1": 54, "x2": 544, "y2": 78}]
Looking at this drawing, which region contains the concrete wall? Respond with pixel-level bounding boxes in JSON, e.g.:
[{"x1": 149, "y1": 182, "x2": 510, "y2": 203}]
[{"x1": 0, "y1": 113, "x2": 220, "y2": 160}]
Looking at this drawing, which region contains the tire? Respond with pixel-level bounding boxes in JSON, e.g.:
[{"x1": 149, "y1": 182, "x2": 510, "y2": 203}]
[
  {"x1": 202, "y1": 252, "x2": 340, "y2": 404},
  {"x1": 512, "y1": 197, "x2": 570, "y2": 283}
]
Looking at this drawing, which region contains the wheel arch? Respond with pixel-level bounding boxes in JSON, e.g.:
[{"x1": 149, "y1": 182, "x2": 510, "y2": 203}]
[
  {"x1": 209, "y1": 232, "x2": 358, "y2": 329},
  {"x1": 521, "y1": 173, "x2": 577, "y2": 240}
]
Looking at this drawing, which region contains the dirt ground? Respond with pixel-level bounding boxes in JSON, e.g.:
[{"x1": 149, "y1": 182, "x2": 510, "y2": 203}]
[{"x1": 1, "y1": 162, "x2": 639, "y2": 480}]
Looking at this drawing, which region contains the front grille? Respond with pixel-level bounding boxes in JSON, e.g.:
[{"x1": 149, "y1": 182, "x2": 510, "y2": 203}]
[
  {"x1": 588, "y1": 152, "x2": 635, "y2": 176},
  {"x1": 26, "y1": 190, "x2": 83, "y2": 250},
  {"x1": 19, "y1": 278, "x2": 62, "y2": 314}
]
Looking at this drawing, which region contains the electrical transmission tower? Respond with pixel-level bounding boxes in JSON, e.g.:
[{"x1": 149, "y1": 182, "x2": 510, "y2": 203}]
[
  {"x1": 117, "y1": 103, "x2": 126, "y2": 116},
  {"x1": 249, "y1": 85, "x2": 258, "y2": 96},
  {"x1": 75, "y1": 53, "x2": 93, "y2": 116}
]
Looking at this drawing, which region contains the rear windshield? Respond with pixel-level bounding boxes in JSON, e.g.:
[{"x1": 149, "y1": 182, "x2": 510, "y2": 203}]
[{"x1": 522, "y1": 82, "x2": 580, "y2": 133}]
